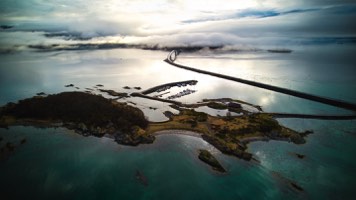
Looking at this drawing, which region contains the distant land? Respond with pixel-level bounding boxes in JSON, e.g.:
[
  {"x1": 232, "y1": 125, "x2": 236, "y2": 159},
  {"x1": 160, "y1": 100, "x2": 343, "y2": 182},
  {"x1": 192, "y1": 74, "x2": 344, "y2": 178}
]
[{"x1": 26, "y1": 43, "x2": 291, "y2": 54}]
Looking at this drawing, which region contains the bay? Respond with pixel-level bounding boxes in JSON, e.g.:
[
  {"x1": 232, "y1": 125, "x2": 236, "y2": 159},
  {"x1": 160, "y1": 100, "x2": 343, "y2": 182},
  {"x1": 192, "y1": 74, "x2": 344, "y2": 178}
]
[{"x1": 0, "y1": 45, "x2": 355, "y2": 199}]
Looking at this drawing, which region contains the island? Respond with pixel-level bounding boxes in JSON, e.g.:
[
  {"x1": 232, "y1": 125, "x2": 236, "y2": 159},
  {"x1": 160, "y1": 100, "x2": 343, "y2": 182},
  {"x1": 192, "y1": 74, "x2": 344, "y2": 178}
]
[{"x1": 0, "y1": 91, "x2": 309, "y2": 163}]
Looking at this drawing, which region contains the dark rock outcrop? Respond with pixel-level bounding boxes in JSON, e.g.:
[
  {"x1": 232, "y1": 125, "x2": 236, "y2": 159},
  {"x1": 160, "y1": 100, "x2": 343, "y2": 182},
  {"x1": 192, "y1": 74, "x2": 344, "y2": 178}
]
[
  {"x1": 65, "y1": 84, "x2": 74, "y2": 87},
  {"x1": 114, "y1": 133, "x2": 154, "y2": 146},
  {"x1": 202, "y1": 135, "x2": 252, "y2": 161},
  {"x1": 99, "y1": 89, "x2": 128, "y2": 98},
  {"x1": 198, "y1": 149, "x2": 226, "y2": 173}
]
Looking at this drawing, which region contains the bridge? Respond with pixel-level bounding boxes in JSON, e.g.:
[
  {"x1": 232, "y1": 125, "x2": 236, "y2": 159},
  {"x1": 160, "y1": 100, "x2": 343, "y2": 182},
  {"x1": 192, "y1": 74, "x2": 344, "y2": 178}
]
[{"x1": 165, "y1": 50, "x2": 356, "y2": 112}]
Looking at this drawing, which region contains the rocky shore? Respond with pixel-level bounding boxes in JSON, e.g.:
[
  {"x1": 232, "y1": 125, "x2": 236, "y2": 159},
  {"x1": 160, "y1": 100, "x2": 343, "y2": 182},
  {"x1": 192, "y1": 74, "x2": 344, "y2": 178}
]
[
  {"x1": 0, "y1": 92, "x2": 151, "y2": 146},
  {"x1": 0, "y1": 91, "x2": 310, "y2": 162},
  {"x1": 146, "y1": 108, "x2": 308, "y2": 161}
]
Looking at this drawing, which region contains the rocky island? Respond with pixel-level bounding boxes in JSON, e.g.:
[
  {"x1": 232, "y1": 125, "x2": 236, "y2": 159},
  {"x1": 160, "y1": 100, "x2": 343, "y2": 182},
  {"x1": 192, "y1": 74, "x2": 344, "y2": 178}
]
[
  {"x1": 0, "y1": 91, "x2": 309, "y2": 164},
  {"x1": 198, "y1": 149, "x2": 226, "y2": 173}
]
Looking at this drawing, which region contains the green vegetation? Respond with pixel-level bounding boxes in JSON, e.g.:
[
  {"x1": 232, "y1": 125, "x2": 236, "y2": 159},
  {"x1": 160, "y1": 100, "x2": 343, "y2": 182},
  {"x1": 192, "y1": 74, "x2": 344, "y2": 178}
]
[
  {"x1": 147, "y1": 108, "x2": 305, "y2": 161},
  {"x1": 0, "y1": 92, "x2": 151, "y2": 145},
  {"x1": 0, "y1": 91, "x2": 308, "y2": 160},
  {"x1": 184, "y1": 109, "x2": 208, "y2": 122},
  {"x1": 198, "y1": 149, "x2": 226, "y2": 173},
  {"x1": 203, "y1": 98, "x2": 262, "y2": 111}
]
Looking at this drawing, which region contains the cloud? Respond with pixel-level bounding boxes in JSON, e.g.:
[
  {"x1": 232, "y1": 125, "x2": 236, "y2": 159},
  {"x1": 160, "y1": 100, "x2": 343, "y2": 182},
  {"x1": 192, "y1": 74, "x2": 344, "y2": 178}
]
[
  {"x1": 0, "y1": 0, "x2": 355, "y2": 48},
  {"x1": 182, "y1": 8, "x2": 321, "y2": 24}
]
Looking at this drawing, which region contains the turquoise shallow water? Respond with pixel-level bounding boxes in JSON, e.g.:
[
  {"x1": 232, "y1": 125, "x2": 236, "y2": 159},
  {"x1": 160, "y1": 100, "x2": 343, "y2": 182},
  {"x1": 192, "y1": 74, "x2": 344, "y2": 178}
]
[
  {"x1": 249, "y1": 119, "x2": 356, "y2": 199},
  {"x1": 2, "y1": 121, "x2": 354, "y2": 199},
  {"x1": 0, "y1": 127, "x2": 303, "y2": 200},
  {"x1": 0, "y1": 46, "x2": 356, "y2": 199}
]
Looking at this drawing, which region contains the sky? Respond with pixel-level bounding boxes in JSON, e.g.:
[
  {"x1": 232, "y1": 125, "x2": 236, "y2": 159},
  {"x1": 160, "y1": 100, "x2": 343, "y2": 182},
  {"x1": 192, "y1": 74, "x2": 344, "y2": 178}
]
[{"x1": 0, "y1": 0, "x2": 356, "y2": 49}]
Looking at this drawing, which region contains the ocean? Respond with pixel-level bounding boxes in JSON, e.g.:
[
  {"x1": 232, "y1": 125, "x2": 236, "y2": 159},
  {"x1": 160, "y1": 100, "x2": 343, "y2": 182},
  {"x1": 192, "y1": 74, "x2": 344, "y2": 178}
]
[{"x1": 0, "y1": 45, "x2": 356, "y2": 199}]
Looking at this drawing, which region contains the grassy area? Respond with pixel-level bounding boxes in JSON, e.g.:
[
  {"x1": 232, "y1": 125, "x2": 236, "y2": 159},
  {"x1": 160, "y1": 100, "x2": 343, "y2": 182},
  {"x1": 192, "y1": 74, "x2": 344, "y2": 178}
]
[
  {"x1": 144, "y1": 108, "x2": 305, "y2": 160},
  {"x1": 0, "y1": 92, "x2": 306, "y2": 159},
  {"x1": 146, "y1": 110, "x2": 210, "y2": 135}
]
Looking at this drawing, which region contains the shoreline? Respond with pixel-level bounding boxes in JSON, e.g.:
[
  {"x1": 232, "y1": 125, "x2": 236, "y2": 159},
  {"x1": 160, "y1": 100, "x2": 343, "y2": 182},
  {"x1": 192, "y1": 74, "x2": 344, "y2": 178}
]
[
  {"x1": 153, "y1": 129, "x2": 202, "y2": 138},
  {"x1": 0, "y1": 91, "x2": 310, "y2": 161}
]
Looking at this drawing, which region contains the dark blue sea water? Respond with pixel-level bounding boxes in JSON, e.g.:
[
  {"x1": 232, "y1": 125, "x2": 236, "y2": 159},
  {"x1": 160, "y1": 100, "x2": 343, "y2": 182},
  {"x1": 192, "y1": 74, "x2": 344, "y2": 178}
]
[{"x1": 0, "y1": 46, "x2": 355, "y2": 199}]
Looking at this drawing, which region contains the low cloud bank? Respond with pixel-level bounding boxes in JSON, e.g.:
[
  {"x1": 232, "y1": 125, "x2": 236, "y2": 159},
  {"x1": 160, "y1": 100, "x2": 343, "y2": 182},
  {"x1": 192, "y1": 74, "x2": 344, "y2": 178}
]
[{"x1": 1, "y1": 0, "x2": 355, "y2": 53}]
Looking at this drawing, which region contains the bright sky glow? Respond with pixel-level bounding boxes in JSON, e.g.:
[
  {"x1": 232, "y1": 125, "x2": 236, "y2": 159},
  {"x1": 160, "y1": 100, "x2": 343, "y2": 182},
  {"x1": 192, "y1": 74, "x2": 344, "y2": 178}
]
[{"x1": 0, "y1": 0, "x2": 355, "y2": 48}]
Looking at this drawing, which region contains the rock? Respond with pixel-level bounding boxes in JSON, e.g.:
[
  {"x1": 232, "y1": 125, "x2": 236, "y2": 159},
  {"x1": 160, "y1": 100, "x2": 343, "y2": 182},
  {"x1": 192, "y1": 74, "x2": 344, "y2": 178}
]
[
  {"x1": 20, "y1": 138, "x2": 27, "y2": 144},
  {"x1": 64, "y1": 122, "x2": 76, "y2": 130},
  {"x1": 114, "y1": 132, "x2": 155, "y2": 146},
  {"x1": 91, "y1": 126, "x2": 106, "y2": 136},
  {"x1": 198, "y1": 149, "x2": 226, "y2": 173},
  {"x1": 96, "y1": 84, "x2": 104, "y2": 87},
  {"x1": 201, "y1": 135, "x2": 252, "y2": 161},
  {"x1": 291, "y1": 153, "x2": 305, "y2": 159},
  {"x1": 123, "y1": 86, "x2": 131, "y2": 89},
  {"x1": 114, "y1": 133, "x2": 135, "y2": 145},
  {"x1": 99, "y1": 89, "x2": 129, "y2": 98},
  {"x1": 290, "y1": 134, "x2": 306, "y2": 144},
  {"x1": 296, "y1": 154, "x2": 305, "y2": 159},
  {"x1": 135, "y1": 170, "x2": 148, "y2": 186},
  {"x1": 36, "y1": 92, "x2": 46, "y2": 96},
  {"x1": 139, "y1": 135, "x2": 155, "y2": 144},
  {"x1": 134, "y1": 87, "x2": 141, "y2": 90},
  {"x1": 65, "y1": 84, "x2": 74, "y2": 87},
  {"x1": 78, "y1": 123, "x2": 88, "y2": 132},
  {"x1": 301, "y1": 130, "x2": 313, "y2": 137},
  {"x1": 163, "y1": 111, "x2": 174, "y2": 119},
  {"x1": 227, "y1": 102, "x2": 242, "y2": 109},
  {"x1": 241, "y1": 152, "x2": 253, "y2": 161},
  {"x1": 290, "y1": 182, "x2": 304, "y2": 191},
  {"x1": 271, "y1": 171, "x2": 304, "y2": 193}
]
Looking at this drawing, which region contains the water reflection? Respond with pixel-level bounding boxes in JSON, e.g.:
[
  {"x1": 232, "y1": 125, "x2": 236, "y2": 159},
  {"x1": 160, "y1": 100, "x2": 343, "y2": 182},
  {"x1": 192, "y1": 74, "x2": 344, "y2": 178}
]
[
  {"x1": 0, "y1": 47, "x2": 355, "y2": 121},
  {"x1": 1, "y1": 46, "x2": 356, "y2": 199}
]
